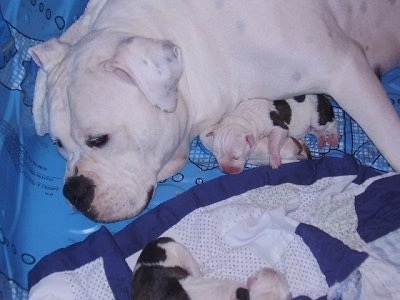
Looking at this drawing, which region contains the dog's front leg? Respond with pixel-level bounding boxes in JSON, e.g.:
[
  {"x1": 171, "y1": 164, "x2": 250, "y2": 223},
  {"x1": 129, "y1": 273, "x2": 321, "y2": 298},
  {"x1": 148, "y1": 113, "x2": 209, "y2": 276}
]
[
  {"x1": 326, "y1": 44, "x2": 400, "y2": 171},
  {"x1": 157, "y1": 141, "x2": 190, "y2": 181}
]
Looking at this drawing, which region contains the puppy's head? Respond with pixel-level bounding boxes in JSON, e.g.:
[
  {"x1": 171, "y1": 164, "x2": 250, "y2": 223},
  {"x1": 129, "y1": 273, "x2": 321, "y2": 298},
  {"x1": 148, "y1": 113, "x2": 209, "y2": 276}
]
[
  {"x1": 200, "y1": 124, "x2": 255, "y2": 174},
  {"x1": 29, "y1": 32, "x2": 187, "y2": 222},
  {"x1": 133, "y1": 237, "x2": 192, "y2": 300},
  {"x1": 247, "y1": 268, "x2": 291, "y2": 300}
]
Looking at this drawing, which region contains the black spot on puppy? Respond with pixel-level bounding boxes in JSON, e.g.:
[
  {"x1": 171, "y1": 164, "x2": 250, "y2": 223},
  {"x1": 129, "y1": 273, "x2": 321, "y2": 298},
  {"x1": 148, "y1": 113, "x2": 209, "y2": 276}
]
[
  {"x1": 236, "y1": 287, "x2": 250, "y2": 300},
  {"x1": 137, "y1": 237, "x2": 175, "y2": 264},
  {"x1": 293, "y1": 94, "x2": 306, "y2": 102},
  {"x1": 270, "y1": 99, "x2": 292, "y2": 130},
  {"x1": 133, "y1": 237, "x2": 190, "y2": 299},
  {"x1": 133, "y1": 265, "x2": 190, "y2": 300},
  {"x1": 317, "y1": 94, "x2": 335, "y2": 125}
]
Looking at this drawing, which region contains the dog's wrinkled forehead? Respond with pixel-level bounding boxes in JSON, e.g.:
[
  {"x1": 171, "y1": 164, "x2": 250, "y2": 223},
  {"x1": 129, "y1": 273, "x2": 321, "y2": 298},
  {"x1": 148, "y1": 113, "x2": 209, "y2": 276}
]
[
  {"x1": 30, "y1": 30, "x2": 183, "y2": 144},
  {"x1": 71, "y1": 32, "x2": 183, "y2": 110}
]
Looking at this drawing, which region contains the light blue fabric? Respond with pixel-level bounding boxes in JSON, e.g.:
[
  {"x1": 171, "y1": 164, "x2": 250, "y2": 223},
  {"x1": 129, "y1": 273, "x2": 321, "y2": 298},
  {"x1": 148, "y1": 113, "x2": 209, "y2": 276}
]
[{"x1": 0, "y1": 7, "x2": 16, "y2": 68}]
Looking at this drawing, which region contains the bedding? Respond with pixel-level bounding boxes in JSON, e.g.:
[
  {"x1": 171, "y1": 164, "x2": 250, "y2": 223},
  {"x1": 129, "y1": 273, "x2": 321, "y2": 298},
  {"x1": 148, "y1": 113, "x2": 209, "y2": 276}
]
[
  {"x1": 28, "y1": 156, "x2": 400, "y2": 299},
  {"x1": 0, "y1": 1, "x2": 400, "y2": 299}
]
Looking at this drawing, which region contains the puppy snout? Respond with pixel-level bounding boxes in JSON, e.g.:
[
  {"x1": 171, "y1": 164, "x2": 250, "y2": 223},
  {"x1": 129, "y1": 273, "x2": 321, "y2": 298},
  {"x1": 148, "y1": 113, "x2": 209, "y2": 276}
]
[
  {"x1": 220, "y1": 164, "x2": 242, "y2": 175},
  {"x1": 63, "y1": 175, "x2": 95, "y2": 214}
]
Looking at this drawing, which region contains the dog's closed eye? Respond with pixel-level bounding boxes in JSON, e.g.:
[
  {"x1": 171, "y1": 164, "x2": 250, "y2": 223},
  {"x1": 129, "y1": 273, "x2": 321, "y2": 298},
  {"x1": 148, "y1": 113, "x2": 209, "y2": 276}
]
[{"x1": 86, "y1": 135, "x2": 109, "y2": 148}]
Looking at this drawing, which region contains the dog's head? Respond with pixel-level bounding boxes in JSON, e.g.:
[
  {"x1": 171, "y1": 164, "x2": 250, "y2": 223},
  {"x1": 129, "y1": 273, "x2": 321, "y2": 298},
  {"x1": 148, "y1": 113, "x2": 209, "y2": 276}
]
[
  {"x1": 29, "y1": 32, "x2": 187, "y2": 222},
  {"x1": 200, "y1": 124, "x2": 255, "y2": 174}
]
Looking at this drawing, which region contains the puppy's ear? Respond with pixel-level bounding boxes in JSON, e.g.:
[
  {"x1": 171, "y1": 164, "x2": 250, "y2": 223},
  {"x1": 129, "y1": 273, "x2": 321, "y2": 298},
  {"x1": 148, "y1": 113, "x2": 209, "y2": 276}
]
[
  {"x1": 245, "y1": 134, "x2": 256, "y2": 147},
  {"x1": 105, "y1": 36, "x2": 183, "y2": 112},
  {"x1": 29, "y1": 38, "x2": 70, "y2": 73},
  {"x1": 199, "y1": 125, "x2": 218, "y2": 151}
]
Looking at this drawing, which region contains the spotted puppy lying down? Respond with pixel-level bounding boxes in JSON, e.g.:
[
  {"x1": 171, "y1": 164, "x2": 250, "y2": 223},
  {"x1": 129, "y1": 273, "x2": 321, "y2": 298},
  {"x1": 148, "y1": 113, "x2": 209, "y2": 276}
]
[
  {"x1": 132, "y1": 237, "x2": 291, "y2": 300},
  {"x1": 200, "y1": 94, "x2": 338, "y2": 173}
]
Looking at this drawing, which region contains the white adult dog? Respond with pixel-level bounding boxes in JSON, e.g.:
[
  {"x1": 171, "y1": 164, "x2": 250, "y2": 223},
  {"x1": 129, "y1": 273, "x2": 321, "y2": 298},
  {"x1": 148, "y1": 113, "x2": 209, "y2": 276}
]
[{"x1": 30, "y1": 0, "x2": 400, "y2": 221}]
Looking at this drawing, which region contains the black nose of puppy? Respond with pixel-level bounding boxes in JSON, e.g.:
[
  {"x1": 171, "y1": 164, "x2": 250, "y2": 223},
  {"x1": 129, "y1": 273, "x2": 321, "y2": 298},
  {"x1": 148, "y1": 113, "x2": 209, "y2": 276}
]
[{"x1": 63, "y1": 175, "x2": 95, "y2": 214}]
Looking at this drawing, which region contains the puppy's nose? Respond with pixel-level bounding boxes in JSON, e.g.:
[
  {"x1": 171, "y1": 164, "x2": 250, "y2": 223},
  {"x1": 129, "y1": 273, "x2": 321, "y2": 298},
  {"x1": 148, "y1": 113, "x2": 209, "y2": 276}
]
[
  {"x1": 63, "y1": 175, "x2": 95, "y2": 213},
  {"x1": 220, "y1": 164, "x2": 242, "y2": 175}
]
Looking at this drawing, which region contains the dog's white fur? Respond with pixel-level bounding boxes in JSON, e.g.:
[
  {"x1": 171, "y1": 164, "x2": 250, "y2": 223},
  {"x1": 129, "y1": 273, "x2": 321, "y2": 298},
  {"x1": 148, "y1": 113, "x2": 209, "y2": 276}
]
[
  {"x1": 29, "y1": 0, "x2": 400, "y2": 221},
  {"x1": 200, "y1": 95, "x2": 337, "y2": 172}
]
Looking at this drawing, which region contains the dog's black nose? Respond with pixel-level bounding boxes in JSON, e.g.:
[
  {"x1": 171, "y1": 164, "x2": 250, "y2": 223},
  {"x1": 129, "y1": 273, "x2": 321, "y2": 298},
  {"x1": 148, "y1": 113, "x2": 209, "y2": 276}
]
[{"x1": 63, "y1": 175, "x2": 95, "y2": 214}]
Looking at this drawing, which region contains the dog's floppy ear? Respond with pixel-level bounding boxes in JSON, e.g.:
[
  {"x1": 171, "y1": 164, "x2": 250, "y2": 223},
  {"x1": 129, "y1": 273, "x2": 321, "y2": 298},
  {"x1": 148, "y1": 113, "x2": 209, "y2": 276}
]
[
  {"x1": 104, "y1": 36, "x2": 183, "y2": 112},
  {"x1": 31, "y1": 70, "x2": 50, "y2": 135},
  {"x1": 29, "y1": 39, "x2": 70, "y2": 135},
  {"x1": 29, "y1": 38, "x2": 70, "y2": 73}
]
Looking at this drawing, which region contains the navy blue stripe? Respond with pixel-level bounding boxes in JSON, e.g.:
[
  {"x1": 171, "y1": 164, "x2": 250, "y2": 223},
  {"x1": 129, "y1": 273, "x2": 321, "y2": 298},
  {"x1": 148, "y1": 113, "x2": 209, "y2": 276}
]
[
  {"x1": 295, "y1": 223, "x2": 368, "y2": 287},
  {"x1": 28, "y1": 226, "x2": 133, "y2": 299},
  {"x1": 356, "y1": 174, "x2": 400, "y2": 242}
]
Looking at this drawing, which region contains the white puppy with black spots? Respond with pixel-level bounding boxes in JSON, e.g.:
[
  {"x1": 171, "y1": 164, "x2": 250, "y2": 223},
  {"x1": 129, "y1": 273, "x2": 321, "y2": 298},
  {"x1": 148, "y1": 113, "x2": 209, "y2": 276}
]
[
  {"x1": 132, "y1": 237, "x2": 291, "y2": 300},
  {"x1": 200, "y1": 95, "x2": 337, "y2": 173}
]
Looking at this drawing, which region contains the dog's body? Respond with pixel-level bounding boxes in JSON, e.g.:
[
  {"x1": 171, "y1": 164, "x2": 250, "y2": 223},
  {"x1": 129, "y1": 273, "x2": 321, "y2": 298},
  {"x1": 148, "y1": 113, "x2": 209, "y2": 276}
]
[
  {"x1": 200, "y1": 95, "x2": 337, "y2": 172},
  {"x1": 30, "y1": 0, "x2": 400, "y2": 221},
  {"x1": 132, "y1": 237, "x2": 290, "y2": 300}
]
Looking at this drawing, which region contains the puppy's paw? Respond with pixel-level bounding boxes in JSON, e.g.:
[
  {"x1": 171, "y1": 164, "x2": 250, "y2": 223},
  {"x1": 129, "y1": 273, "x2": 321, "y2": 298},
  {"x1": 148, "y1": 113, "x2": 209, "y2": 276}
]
[
  {"x1": 269, "y1": 155, "x2": 282, "y2": 169},
  {"x1": 327, "y1": 132, "x2": 339, "y2": 147}
]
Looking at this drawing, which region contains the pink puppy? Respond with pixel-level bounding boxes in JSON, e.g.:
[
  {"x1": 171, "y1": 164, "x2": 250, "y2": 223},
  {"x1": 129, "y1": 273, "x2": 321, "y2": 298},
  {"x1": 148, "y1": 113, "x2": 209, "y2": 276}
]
[{"x1": 132, "y1": 237, "x2": 249, "y2": 300}]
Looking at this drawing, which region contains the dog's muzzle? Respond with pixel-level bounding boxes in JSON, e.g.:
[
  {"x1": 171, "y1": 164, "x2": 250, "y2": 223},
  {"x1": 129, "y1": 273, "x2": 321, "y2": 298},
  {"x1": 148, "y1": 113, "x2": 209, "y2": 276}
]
[{"x1": 63, "y1": 175, "x2": 96, "y2": 219}]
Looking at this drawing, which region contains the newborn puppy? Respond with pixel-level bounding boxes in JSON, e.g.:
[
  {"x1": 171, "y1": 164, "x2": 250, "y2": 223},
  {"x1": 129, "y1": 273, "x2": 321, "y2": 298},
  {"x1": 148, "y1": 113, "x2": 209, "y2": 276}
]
[
  {"x1": 247, "y1": 268, "x2": 291, "y2": 300},
  {"x1": 200, "y1": 94, "x2": 337, "y2": 172},
  {"x1": 271, "y1": 94, "x2": 338, "y2": 148},
  {"x1": 132, "y1": 237, "x2": 249, "y2": 300},
  {"x1": 216, "y1": 134, "x2": 309, "y2": 174}
]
